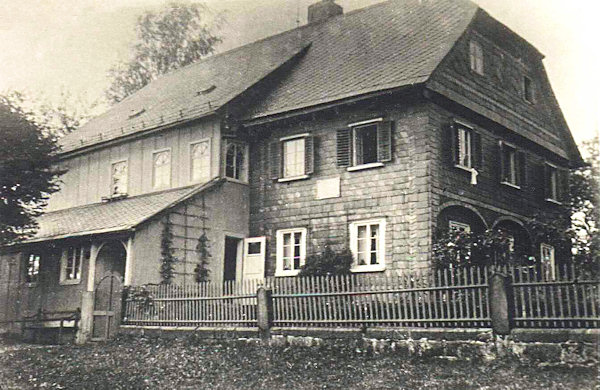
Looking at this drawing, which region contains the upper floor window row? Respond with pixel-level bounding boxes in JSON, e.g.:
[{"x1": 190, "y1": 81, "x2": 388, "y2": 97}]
[
  {"x1": 469, "y1": 39, "x2": 536, "y2": 104},
  {"x1": 337, "y1": 119, "x2": 392, "y2": 170},
  {"x1": 269, "y1": 134, "x2": 314, "y2": 182},
  {"x1": 447, "y1": 122, "x2": 566, "y2": 203}
]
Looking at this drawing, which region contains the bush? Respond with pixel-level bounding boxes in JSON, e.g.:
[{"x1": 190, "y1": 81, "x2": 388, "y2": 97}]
[{"x1": 299, "y1": 245, "x2": 353, "y2": 276}]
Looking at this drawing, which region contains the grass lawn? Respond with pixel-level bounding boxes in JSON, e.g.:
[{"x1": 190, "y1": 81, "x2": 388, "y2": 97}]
[{"x1": 0, "y1": 335, "x2": 597, "y2": 389}]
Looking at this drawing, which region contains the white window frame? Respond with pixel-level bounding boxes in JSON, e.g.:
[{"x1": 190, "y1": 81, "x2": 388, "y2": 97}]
[
  {"x1": 24, "y1": 253, "x2": 40, "y2": 285},
  {"x1": 545, "y1": 162, "x2": 559, "y2": 203},
  {"x1": 449, "y1": 220, "x2": 471, "y2": 233},
  {"x1": 152, "y1": 148, "x2": 172, "y2": 189},
  {"x1": 280, "y1": 133, "x2": 308, "y2": 180},
  {"x1": 275, "y1": 228, "x2": 307, "y2": 277},
  {"x1": 469, "y1": 40, "x2": 484, "y2": 75},
  {"x1": 110, "y1": 159, "x2": 129, "y2": 196},
  {"x1": 540, "y1": 243, "x2": 556, "y2": 280},
  {"x1": 224, "y1": 139, "x2": 249, "y2": 183},
  {"x1": 501, "y1": 142, "x2": 519, "y2": 188},
  {"x1": 456, "y1": 124, "x2": 473, "y2": 170},
  {"x1": 350, "y1": 219, "x2": 386, "y2": 272},
  {"x1": 60, "y1": 246, "x2": 87, "y2": 285},
  {"x1": 352, "y1": 123, "x2": 381, "y2": 170},
  {"x1": 190, "y1": 138, "x2": 212, "y2": 183}
]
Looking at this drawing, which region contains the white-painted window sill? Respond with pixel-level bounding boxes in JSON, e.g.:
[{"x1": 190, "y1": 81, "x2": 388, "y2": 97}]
[
  {"x1": 454, "y1": 164, "x2": 474, "y2": 173},
  {"x1": 347, "y1": 162, "x2": 384, "y2": 172},
  {"x1": 60, "y1": 279, "x2": 81, "y2": 286},
  {"x1": 545, "y1": 198, "x2": 562, "y2": 205},
  {"x1": 275, "y1": 270, "x2": 301, "y2": 277},
  {"x1": 501, "y1": 181, "x2": 521, "y2": 190},
  {"x1": 351, "y1": 265, "x2": 386, "y2": 273},
  {"x1": 278, "y1": 175, "x2": 309, "y2": 183}
]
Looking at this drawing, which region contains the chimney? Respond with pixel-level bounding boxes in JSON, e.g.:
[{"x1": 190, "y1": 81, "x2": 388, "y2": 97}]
[{"x1": 308, "y1": 0, "x2": 343, "y2": 24}]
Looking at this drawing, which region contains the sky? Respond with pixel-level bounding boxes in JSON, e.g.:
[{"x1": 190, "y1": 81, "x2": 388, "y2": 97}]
[{"x1": 0, "y1": 0, "x2": 598, "y2": 144}]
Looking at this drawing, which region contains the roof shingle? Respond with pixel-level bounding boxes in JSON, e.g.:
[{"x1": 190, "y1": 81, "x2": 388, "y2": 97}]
[{"x1": 62, "y1": 0, "x2": 478, "y2": 153}]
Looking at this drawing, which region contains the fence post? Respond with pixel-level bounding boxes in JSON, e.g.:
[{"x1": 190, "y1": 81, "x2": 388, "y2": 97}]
[
  {"x1": 489, "y1": 272, "x2": 512, "y2": 335},
  {"x1": 257, "y1": 286, "x2": 273, "y2": 340}
]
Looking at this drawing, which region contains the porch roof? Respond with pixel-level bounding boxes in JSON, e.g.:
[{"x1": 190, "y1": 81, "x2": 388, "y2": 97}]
[{"x1": 24, "y1": 178, "x2": 225, "y2": 244}]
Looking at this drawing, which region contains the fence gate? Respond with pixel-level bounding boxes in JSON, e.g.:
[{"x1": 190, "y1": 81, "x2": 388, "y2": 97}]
[{"x1": 92, "y1": 275, "x2": 123, "y2": 341}]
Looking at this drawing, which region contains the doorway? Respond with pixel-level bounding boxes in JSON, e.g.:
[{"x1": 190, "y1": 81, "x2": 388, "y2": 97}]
[{"x1": 223, "y1": 236, "x2": 241, "y2": 282}]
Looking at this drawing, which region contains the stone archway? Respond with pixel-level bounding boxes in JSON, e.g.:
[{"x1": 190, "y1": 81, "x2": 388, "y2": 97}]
[
  {"x1": 492, "y1": 218, "x2": 533, "y2": 258},
  {"x1": 91, "y1": 240, "x2": 126, "y2": 341},
  {"x1": 437, "y1": 204, "x2": 487, "y2": 234}
]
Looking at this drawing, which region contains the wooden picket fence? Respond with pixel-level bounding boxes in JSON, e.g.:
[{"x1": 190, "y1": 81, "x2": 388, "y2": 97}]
[
  {"x1": 122, "y1": 265, "x2": 599, "y2": 330},
  {"x1": 507, "y1": 263, "x2": 599, "y2": 329},
  {"x1": 122, "y1": 280, "x2": 260, "y2": 327},
  {"x1": 265, "y1": 268, "x2": 490, "y2": 328}
]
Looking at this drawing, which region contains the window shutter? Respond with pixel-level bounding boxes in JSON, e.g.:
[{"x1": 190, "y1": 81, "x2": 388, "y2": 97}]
[
  {"x1": 498, "y1": 141, "x2": 505, "y2": 183},
  {"x1": 377, "y1": 121, "x2": 393, "y2": 162},
  {"x1": 472, "y1": 131, "x2": 482, "y2": 169},
  {"x1": 304, "y1": 135, "x2": 314, "y2": 175},
  {"x1": 516, "y1": 151, "x2": 527, "y2": 187},
  {"x1": 336, "y1": 128, "x2": 351, "y2": 167},
  {"x1": 558, "y1": 167, "x2": 569, "y2": 203},
  {"x1": 543, "y1": 163, "x2": 550, "y2": 200},
  {"x1": 445, "y1": 124, "x2": 458, "y2": 165},
  {"x1": 269, "y1": 140, "x2": 280, "y2": 180}
]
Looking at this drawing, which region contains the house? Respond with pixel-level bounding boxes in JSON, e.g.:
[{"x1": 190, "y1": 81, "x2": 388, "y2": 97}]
[{"x1": 0, "y1": 0, "x2": 582, "y2": 341}]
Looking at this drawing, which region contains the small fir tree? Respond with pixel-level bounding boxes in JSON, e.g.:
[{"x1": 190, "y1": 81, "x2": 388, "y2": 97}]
[{"x1": 194, "y1": 231, "x2": 211, "y2": 283}]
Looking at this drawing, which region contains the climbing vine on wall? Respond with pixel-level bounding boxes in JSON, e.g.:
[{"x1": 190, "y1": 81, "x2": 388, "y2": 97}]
[
  {"x1": 194, "y1": 194, "x2": 211, "y2": 283},
  {"x1": 159, "y1": 215, "x2": 177, "y2": 284}
]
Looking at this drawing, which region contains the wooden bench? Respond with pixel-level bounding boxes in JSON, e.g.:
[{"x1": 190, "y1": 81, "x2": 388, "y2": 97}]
[{"x1": 21, "y1": 308, "x2": 81, "y2": 343}]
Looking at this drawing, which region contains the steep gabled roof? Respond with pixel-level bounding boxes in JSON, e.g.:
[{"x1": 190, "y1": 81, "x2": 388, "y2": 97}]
[
  {"x1": 62, "y1": 0, "x2": 479, "y2": 153},
  {"x1": 22, "y1": 178, "x2": 225, "y2": 243}
]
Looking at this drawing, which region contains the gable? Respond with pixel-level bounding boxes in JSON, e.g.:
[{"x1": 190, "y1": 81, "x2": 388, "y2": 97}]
[{"x1": 427, "y1": 9, "x2": 582, "y2": 165}]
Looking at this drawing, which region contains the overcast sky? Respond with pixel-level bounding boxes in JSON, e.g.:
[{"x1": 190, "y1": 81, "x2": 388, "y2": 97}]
[{"x1": 0, "y1": 0, "x2": 597, "y2": 144}]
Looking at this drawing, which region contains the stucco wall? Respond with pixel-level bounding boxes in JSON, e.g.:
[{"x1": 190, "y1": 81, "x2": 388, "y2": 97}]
[{"x1": 130, "y1": 180, "x2": 250, "y2": 286}]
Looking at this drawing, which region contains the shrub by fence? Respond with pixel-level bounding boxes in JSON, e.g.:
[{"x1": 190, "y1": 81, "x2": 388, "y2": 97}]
[{"x1": 122, "y1": 265, "x2": 599, "y2": 330}]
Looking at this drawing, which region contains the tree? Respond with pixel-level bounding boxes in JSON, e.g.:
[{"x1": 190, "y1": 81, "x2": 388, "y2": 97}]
[
  {"x1": 2, "y1": 89, "x2": 95, "y2": 138},
  {"x1": 0, "y1": 97, "x2": 65, "y2": 245},
  {"x1": 569, "y1": 137, "x2": 599, "y2": 275},
  {"x1": 106, "y1": 2, "x2": 222, "y2": 104}
]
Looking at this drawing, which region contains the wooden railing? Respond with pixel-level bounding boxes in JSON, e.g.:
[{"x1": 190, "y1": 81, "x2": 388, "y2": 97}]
[
  {"x1": 122, "y1": 280, "x2": 259, "y2": 327},
  {"x1": 122, "y1": 265, "x2": 599, "y2": 330}
]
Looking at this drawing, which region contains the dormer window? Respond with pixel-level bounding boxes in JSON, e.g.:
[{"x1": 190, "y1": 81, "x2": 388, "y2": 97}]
[
  {"x1": 111, "y1": 160, "x2": 128, "y2": 195},
  {"x1": 523, "y1": 76, "x2": 535, "y2": 103},
  {"x1": 469, "y1": 40, "x2": 484, "y2": 75}
]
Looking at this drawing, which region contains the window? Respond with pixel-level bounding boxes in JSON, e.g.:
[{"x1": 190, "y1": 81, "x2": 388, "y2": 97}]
[
  {"x1": 276, "y1": 228, "x2": 307, "y2": 276},
  {"x1": 545, "y1": 163, "x2": 558, "y2": 202},
  {"x1": 469, "y1": 40, "x2": 484, "y2": 75},
  {"x1": 153, "y1": 150, "x2": 171, "y2": 189},
  {"x1": 449, "y1": 220, "x2": 471, "y2": 233},
  {"x1": 60, "y1": 246, "x2": 88, "y2": 284},
  {"x1": 350, "y1": 219, "x2": 386, "y2": 272},
  {"x1": 540, "y1": 243, "x2": 555, "y2": 280},
  {"x1": 336, "y1": 119, "x2": 392, "y2": 170},
  {"x1": 283, "y1": 137, "x2": 305, "y2": 178},
  {"x1": 111, "y1": 160, "x2": 128, "y2": 195},
  {"x1": 456, "y1": 125, "x2": 473, "y2": 169},
  {"x1": 191, "y1": 139, "x2": 211, "y2": 182},
  {"x1": 523, "y1": 76, "x2": 535, "y2": 103},
  {"x1": 499, "y1": 142, "x2": 526, "y2": 188},
  {"x1": 225, "y1": 140, "x2": 248, "y2": 182},
  {"x1": 269, "y1": 134, "x2": 314, "y2": 182},
  {"x1": 24, "y1": 253, "x2": 40, "y2": 284}
]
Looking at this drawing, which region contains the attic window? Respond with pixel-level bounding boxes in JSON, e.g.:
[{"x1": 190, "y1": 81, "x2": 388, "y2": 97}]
[
  {"x1": 198, "y1": 85, "x2": 217, "y2": 95},
  {"x1": 469, "y1": 40, "x2": 484, "y2": 75},
  {"x1": 128, "y1": 108, "x2": 146, "y2": 119},
  {"x1": 523, "y1": 76, "x2": 535, "y2": 103}
]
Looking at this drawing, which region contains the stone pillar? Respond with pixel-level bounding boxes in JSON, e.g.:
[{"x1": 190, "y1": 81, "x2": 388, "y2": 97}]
[
  {"x1": 257, "y1": 287, "x2": 273, "y2": 340},
  {"x1": 489, "y1": 273, "x2": 512, "y2": 335}
]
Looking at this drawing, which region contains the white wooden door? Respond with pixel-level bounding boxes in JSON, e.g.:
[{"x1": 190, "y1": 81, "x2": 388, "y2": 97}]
[{"x1": 242, "y1": 237, "x2": 266, "y2": 280}]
